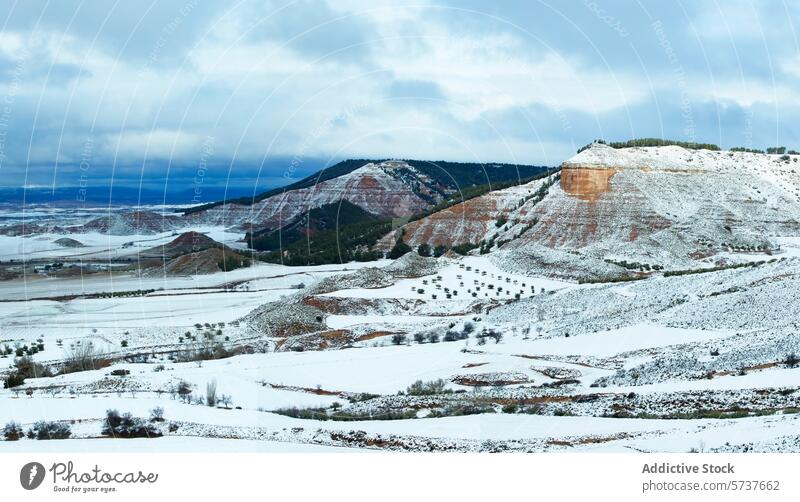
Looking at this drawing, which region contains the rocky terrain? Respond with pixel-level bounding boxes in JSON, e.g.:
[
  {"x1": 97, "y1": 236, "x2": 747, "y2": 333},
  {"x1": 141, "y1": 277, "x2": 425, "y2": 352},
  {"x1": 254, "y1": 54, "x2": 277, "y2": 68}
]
[
  {"x1": 386, "y1": 144, "x2": 800, "y2": 277},
  {"x1": 184, "y1": 159, "x2": 547, "y2": 234}
]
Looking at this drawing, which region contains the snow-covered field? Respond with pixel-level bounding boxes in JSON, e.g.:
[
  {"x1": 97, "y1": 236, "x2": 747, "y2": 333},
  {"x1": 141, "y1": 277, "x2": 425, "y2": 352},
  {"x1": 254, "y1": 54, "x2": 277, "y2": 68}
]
[{"x1": 2, "y1": 245, "x2": 799, "y2": 453}]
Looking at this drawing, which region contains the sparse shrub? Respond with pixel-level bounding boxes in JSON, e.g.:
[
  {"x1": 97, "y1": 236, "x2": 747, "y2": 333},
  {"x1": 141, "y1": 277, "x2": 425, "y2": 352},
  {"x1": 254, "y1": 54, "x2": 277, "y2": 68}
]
[
  {"x1": 28, "y1": 421, "x2": 71, "y2": 440},
  {"x1": 175, "y1": 341, "x2": 242, "y2": 363},
  {"x1": 14, "y1": 356, "x2": 52, "y2": 378},
  {"x1": 218, "y1": 394, "x2": 233, "y2": 408},
  {"x1": 413, "y1": 333, "x2": 425, "y2": 344},
  {"x1": 217, "y1": 256, "x2": 251, "y2": 271},
  {"x1": 102, "y1": 409, "x2": 161, "y2": 438},
  {"x1": 175, "y1": 380, "x2": 193, "y2": 403},
  {"x1": 120, "y1": 340, "x2": 128, "y2": 348},
  {"x1": 709, "y1": 348, "x2": 719, "y2": 356},
  {"x1": 476, "y1": 330, "x2": 503, "y2": 344},
  {"x1": 502, "y1": 403, "x2": 519, "y2": 414},
  {"x1": 347, "y1": 392, "x2": 380, "y2": 403},
  {"x1": 3, "y1": 421, "x2": 23, "y2": 441},
  {"x1": 3, "y1": 356, "x2": 53, "y2": 388},
  {"x1": 443, "y1": 330, "x2": 468, "y2": 342},
  {"x1": 406, "y1": 379, "x2": 449, "y2": 396},
  {"x1": 273, "y1": 406, "x2": 329, "y2": 420},
  {"x1": 426, "y1": 332, "x2": 440, "y2": 343},
  {"x1": 785, "y1": 353, "x2": 799, "y2": 368},
  {"x1": 388, "y1": 239, "x2": 412, "y2": 260},
  {"x1": 391, "y1": 334, "x2": 407, "y2": 345},
  {"x1": 3, "y1": 372, "x2": 23, "y2": 389},
  {"x1": 153, "y1": 364, "x2": 165, "y2": 372},
  {"x1": 61, "y1": 341, "x2": 110, "y2": 374},
  {"x1": 149, "y1": 407, "x2": 165, "y2": 422},
  {"x1": 110, "y1": 369, "x2": 130, "y2": 376}
]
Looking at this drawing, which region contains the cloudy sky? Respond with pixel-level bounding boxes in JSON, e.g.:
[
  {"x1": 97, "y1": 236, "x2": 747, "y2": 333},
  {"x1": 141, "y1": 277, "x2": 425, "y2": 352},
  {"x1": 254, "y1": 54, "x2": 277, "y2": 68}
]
[{"x1": 0, "y1": 0, "x2": 798, "y2": 197}]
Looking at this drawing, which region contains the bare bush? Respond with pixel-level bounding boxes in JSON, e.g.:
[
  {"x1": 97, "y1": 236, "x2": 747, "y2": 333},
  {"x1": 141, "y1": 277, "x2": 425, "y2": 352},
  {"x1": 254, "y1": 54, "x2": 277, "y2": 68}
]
[
  {"x1": 390, "y1": 334, "x2": 407, "y2": 345},
  {"x1": 405, "y1": 379, "x2": 450, "y2": 396},
  {"x1": 149, "y1": 407, "x2": 165, "y2": 422},
  {"x1": 173, "y1": 380, "x2": 193, "y2": 403},
  {"x1": 61, "y1": 341, "x2": 110, "y2": 374}
]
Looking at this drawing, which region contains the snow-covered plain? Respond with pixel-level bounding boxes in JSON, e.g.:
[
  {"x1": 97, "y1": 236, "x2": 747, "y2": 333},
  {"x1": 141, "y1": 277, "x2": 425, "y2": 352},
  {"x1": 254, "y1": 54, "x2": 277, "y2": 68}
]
[{"x1": 2, "y1": 248, "x2": 798, "y2": 453}]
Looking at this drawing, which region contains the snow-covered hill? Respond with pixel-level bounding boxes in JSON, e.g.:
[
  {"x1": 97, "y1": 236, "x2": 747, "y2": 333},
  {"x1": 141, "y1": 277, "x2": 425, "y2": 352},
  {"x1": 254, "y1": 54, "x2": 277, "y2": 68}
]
[
  {"x1": 387, "y1": 144, "x2": 800, "y2": 276},
  {"x1": 185, "y1": 161, "x2": 447, "y2": 232}
]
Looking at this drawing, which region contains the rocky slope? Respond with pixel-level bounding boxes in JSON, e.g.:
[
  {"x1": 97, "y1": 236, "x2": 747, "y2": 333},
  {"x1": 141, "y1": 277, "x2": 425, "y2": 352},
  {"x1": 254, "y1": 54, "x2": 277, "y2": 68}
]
[
  {"x1": 184, "y1": 159, "x2": 549, "y2": 235},
  {"x1": 79, "y1": 210, "x2": 182, "y2": 235},
  {"x1": 385, "y1": 144, "x2": 800, "y2": 275},
  {"x1": 509, "y1": 144, "x2": 800, "y2": 267},
  {"x1": 185, "y1": 161, "x2": 447, "y2": 233},
  {"x1": 375, "y1": 172, "x2": 559, "y2": 251},
  {"x1": 137, "y1": 231, "x2": 252, "y2": 275}
]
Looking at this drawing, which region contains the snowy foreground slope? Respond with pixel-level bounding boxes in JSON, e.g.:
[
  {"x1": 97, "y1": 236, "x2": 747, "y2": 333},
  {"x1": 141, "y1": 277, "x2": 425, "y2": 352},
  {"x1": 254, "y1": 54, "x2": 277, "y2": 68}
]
[{"x1": 1, "y1": 247, "x2": 799, "y2": 452}]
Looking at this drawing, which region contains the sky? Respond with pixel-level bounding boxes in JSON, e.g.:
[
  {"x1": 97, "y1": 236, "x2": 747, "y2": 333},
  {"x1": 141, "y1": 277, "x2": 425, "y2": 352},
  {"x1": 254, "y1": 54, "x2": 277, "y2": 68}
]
[{"x1": 0, "y1": 0, "x2": 799, "y2": 199}]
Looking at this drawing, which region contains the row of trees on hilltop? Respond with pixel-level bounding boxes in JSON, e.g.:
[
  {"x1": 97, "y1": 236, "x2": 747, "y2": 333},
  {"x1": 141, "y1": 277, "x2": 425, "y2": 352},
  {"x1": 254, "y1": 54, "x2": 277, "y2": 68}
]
[
  {"x1": 578, "y1": 138, "x2": 799, "y2": 155},
  {"x1": 731, "y1": 146, "x2": 800, "y2": 155},
  {"x1": 577, "y1": 138, "x2": 721, "y2": 153}
]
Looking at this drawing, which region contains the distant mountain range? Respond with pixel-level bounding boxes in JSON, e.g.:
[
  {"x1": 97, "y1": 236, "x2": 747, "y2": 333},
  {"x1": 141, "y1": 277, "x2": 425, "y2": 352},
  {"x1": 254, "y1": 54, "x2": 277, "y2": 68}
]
[
  {"x1": 184, "y1": 158, "x2": 549, "y2": 214},
  {"x1": 0, "y1": 186, "x2": 260, "y2": 206}
]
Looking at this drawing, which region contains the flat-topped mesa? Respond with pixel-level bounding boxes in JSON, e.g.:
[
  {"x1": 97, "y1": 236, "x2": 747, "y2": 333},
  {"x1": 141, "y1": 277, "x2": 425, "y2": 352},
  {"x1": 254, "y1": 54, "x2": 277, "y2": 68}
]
[
  {"x1": 559, "y1": 143, "x2": 710, "y2": 201},
  {"x1": 562, "y1": 143, "x2": 711, "y2": 171},
  {"x1": 376, "y1": 142, "x2": 800, "y2": 276}
]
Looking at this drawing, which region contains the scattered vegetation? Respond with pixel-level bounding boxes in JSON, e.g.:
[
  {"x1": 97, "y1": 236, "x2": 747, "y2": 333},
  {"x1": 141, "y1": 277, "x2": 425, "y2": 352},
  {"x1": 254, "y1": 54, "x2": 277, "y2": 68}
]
[
  {"x1": 391, "y1": 334, "x2": 408, "y2": 345},
  {"x1": 218, "y1": 255, "x2": 251, "y2": 271},
  {"x1": 663, "y1": 260, "x2": 772, "y2": 277},
  {"x1": 102, "y1": 409, "x2": 162, "y2": 438},
  {"x1": 27, "y1": 421, "x2": 71, "y2": 440},
  {"x1": 2, "y1": 356, "x2": 53, "y2": 388},
  {"x1": 3, "y1": 421, "x2": 23, "y2": 441},
  {"x1": 60, "y1": 341, "x2": 111, "y2": 375},
  {"x1": 405, "y1": 379, "x2": 451, "y2": 396},
  {"x1": 272, "y1": 406, "x2": 416, "y2": 421}
]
